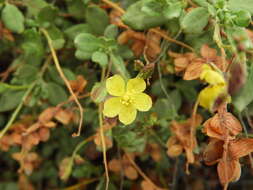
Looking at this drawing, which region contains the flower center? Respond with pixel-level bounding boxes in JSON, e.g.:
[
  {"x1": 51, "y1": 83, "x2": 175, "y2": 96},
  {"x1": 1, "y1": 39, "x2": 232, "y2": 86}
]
[{"x1": 120, "y1": 95, "x2": 133, "y2": 106}]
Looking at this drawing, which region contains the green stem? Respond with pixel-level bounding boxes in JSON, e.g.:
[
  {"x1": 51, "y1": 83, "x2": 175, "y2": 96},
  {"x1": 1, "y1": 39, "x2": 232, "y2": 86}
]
[
  {"x1": 0, "y1": 83, "x2": 30, "y2": 90},
  {"x1": 0, "y1": 82, "x2": 36, "y2": 139},
  {"x1": 0, "y1": 56, "x2": 50, "y2": 140}
]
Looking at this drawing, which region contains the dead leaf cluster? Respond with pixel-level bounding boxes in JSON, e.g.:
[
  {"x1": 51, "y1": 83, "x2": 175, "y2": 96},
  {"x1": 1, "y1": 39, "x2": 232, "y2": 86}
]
[
  {"x1": 169, "y1": 44, "x2": 228, "y2": 80},
  {"x1": 203, "y1": 104, "x2": 253, "y2": 189}
]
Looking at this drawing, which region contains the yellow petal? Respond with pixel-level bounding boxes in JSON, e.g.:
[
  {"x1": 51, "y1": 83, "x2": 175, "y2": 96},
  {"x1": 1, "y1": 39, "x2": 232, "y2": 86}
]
[
  {"x1": 106, "y1": 75, "x2": 125, "y2": 96},
  {"x1": 103, "y1": 97, "x2": 121, "y2": 117},
  {"x1": 132, "y1": 93, "x2": 152, "y2": 111},
  {"x1": 126, "y1": 77, "x2": 146, "y2": 94},
  {"x1": 199, "y1": 84, "x2": 226, "y2": 110},
  {"x1": 200, "y1": 64, "x2": 225, "y2": 85},
  {"x1": 119, "y1": 105, "x2": 137, "y2": 125}
]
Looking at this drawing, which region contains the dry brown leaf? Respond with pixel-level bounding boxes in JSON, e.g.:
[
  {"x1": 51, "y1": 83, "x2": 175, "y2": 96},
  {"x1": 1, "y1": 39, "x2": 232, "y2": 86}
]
[
  {"x1": 94, "y1": 134, "x2": 113, "y2": 150},
  {"x1": 69, "y1": 75, "x2": 87, "y2": 94},
  {"x1": 168, "y1": 115, "x2": 202, "y2": 163},
  {"x1": 141, "y1": 180, "x2": 156, "y2": 190},
  {"x1": 108, "y1": 159, "x2": 121, "y2": 173},
  {"x1": 167, "y1": 144, "x2": 183, "y2": 158},
  {"x1": 200, "y1": 44, "x2": 217, "y2": 61},
  {"x1": 174, "y1": 57, "x2": 189, "y2": 72},
  {"x1": 39, "y1": 107, "x2": 59, "y2": 124},
  {"x1": 217, "y1": 159, "x2": 241, "y2": 185},
  {"x1": 183, "y1": 61, "x2": 203, "y2": 80},
  {"x1": 18, "y1": 174, "x2": 35, "y2": 190},
  {"x1": 148, "y1": 143, "x2": 162, "y2": 162},
  {"x1": 124, "y1": 165, "x2": 138, "y2": 180},
  {"x1": 203, "y1": 112, "x2": 242, "y2": 140},
  {"x1": 38, "y1": 128, "x2": 50, "y2": 142},
  {"x1": 54, "y1": 109, "x2": 73, "y2": 125},
  {"x1": 229, "y1": 138, "x2": 253, "y2": 159},
  {"x1": 203, "y1": 138, "x2": 224, "y2": 165},
  {"x1": 145, "y1": 30, "x2": 161, "y2": 62}
]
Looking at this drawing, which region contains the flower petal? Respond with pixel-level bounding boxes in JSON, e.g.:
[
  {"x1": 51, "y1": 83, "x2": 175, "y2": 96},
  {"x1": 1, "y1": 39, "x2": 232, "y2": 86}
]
[
  {"x1": 106, "y1": 75, "x2": 125, "y2": 96},
  {"x1": 132, "y1": 93, "x2": 152, "y2": 111},
  {"x1": 118, "y1": 105, "x2": 137, "y2": 125},
  {"x1": 103, "y1": 97, "x2": 121, "y2": 117},
  {"x1": 126, "y1": 77, "x2": 146, "y2": 94},
  {"x1": 200, "y1": 64, "x2": 225, "y2": 85},
  {"x1": 199, "y1": 84, "x2": 226, "y2": 110}
]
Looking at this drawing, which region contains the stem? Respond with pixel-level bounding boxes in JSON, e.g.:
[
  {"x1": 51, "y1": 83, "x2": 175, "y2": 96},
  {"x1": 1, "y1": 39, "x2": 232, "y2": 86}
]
[
  {"x1": 0, "y1": 57, "x2": 50, "y2": 140},
  {"x1": 99, "y1": 67, "x2": 109, "y2": 190},
  {"x1": 0, "y1": 83, "x2": 35, "y2": 139},
  {"x1": 99, "y1": 104, "x2": 109, "y2": 190},
  {"x1": 40, "y1": 28, "x2": 84, "y2": 137}
]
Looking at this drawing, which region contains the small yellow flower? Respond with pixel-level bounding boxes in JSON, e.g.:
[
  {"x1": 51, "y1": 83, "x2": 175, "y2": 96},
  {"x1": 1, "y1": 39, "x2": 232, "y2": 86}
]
[
  {"x1": 103, "y1": 75, "x2": 152, "y2": 125},
  {"x1": 199, "y1": 64, "x2": 228, "y2": 110}
]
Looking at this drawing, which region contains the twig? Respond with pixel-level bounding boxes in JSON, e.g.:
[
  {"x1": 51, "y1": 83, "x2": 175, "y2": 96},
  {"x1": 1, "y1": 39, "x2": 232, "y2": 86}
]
[
  {"x1": 99, "y1": 67, "x2": 110, "y2": 190},
  {"x1": 63, "y1": 178, "x2": 99, "y2": 190},
  {"x1": 125, "y1": 153, "x2": 168, "y2": 190},
  {"x1": 99, "y1": 104, "x2": 110, "y2": 190},
  {"x1": 40, "y1": 28, "x2": 84, "y2": 137}
]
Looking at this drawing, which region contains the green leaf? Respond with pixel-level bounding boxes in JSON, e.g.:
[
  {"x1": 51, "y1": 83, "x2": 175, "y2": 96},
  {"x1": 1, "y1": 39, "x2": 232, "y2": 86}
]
[
  {"x1": 113, "y1": 126, "x2": 147, "y2": 152},
  {"x1": 122, "y1": 1, "x2": 168, "y2": 30},
  {"x1": 47, "y1": 66, "x2": 76, "y2": 85},
  {"x1": 72, "y1": 163, "x2": 100, "y2": 178},
  {"x1": 229, "y1": 0, "x2": 253, "y2": 15},
  {"x1": 0, "y1": 90, "x2": 25, "y2": 112},
  {"x1": 110, "y1": 53, "x2": 130, "y2": 80},
  {"x1": 21, "y1": 29, "x2": 45, "y2": 65},
  {"x1": 66, "y1": 0, "x2": 86, "y2": 19},
  {"x1": 1, "y1": 4, "x2": 25, "y2": 33},
  {"x1": 64, "y1": 24, "x2": 92, "y2": 40},
  {"x1": 233, "y1": 64, "x2": 253, "y2": 112},
  {"x1": 104, "y1": 24, "x2": 118, "y2": 39},
  {"x1": 90, "y1": 82, "x2": 107, "y2": 103},
  {"x1": 37, "y1": 5, "x2": 58, "y2": 28},
  {"x1": 47, "y1": 26, "x2": 65, "y2": 50},
  {"x1": 233, "y1": 10, "x2": 251, "y2": 27},
  {"x1": 74, "y1": 33, "x2": 103, "y2": 60},
  {"x1": 163, "y1": 3, "x2": 182, "y2": 19},
  {"x1": 23, "y1": 0, "x2": 48, "y2": 16},
  {"x1": 86, "y1": 5, "x2": 109, "y2": 35},
  {"x1": 92, "y1": 51, "x2": 108, "y2": 67},
  {"x1": 11, "y1": 64, "x2": 39, "y2": 85},
  {"x1": 46, "y1": 83, "x2": 68, "y2": 105},
  {"x1": 181, "y1": 7, "x2": 209, "y2": 34}
]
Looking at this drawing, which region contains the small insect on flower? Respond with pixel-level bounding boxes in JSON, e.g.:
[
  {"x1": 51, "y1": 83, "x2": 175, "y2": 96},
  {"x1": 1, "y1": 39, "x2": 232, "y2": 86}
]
[
  {"x1": 103, "y1": 75, "x2": 152, "y2": 125},
  {"x1": 199, "y1": 64, "x2": 229, "y2": 111}
]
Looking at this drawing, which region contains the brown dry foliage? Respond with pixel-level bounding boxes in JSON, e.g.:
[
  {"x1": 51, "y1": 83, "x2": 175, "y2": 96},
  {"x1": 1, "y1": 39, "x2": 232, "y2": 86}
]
[{"x1": 169, "y1": 44, "x2": 229, "y2": 80}]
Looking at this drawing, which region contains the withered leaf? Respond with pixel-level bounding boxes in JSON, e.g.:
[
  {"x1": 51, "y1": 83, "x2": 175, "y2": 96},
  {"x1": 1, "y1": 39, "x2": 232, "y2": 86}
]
[
  {"x1": 203, "y1": 112, "x2": 242, "y2": 140},
  {"x1": 217, "y1": 159, "x2": 241, "y2": 185},
  {"x1": 229, "y1": 138, "x2": 253, "y2": 159},
  {"x1": 124, "y1": 165, "x2": 138, "y2": 180},
  {"x1": 183, "y1": 61, "x2": 203, "y2": 80},
  {"x1": 203, "y1": 138, "x2": 224, "y2": 165}
]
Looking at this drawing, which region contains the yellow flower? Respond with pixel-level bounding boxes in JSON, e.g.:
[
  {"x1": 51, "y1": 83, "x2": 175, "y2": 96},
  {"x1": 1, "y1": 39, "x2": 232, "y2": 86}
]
[
  {"x1": 199, "y1": 64, "x2": 228, "y2": 110},
  {"x1": 200, "y1": 64, "x2": 225, "y2": 85},
  {"x1": 103, "y1": 75, "x2": 152, "y2": 125},
  {"x1": 199, "y1": 84, "x2": 226, "y2": 110}
]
